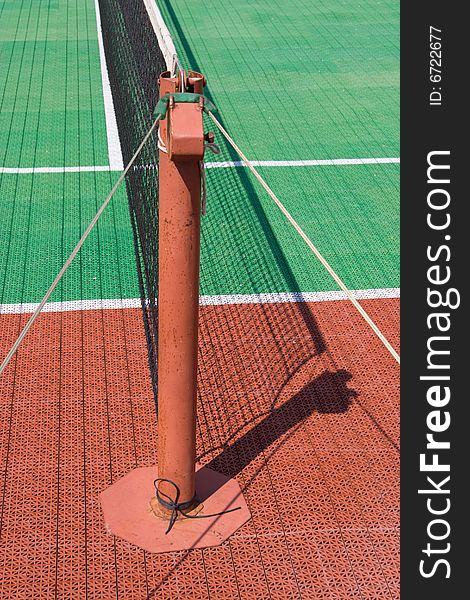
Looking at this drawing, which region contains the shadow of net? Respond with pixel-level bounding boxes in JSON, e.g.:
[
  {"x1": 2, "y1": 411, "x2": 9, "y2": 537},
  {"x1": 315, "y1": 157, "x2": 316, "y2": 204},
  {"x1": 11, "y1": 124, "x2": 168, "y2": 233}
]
[{"x1": 195, "y1": 135, "x2": 356, "y2": 481}]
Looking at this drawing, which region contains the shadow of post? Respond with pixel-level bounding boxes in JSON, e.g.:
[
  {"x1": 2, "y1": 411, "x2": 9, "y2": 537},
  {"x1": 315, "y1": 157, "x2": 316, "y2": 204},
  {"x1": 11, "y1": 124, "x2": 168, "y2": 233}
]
[
  {"x1": 146, "y1": 369, "x2": 355, "y2": 598},
  {"x1": 206, "y1": 369, "x2": 356, "y2": 483}
]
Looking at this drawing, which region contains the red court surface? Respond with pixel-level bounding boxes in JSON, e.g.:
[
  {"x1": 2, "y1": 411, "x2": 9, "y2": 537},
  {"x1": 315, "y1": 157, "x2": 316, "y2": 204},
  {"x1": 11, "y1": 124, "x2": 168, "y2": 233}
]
[{"x1": 0, "y1": 298, "x2": 399, "y2": 599}]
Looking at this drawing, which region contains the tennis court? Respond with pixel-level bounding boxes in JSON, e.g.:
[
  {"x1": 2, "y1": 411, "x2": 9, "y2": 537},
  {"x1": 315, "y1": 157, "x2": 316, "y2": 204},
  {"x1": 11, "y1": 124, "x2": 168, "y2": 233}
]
[{"x1": 0, "y1": 0, "x2": 399, "y2": 597}]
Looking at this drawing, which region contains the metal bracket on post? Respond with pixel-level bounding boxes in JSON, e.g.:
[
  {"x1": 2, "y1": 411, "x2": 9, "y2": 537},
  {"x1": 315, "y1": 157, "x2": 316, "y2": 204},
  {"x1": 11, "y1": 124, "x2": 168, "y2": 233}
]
[
  {"x1": 100, "y1": 72, "x2": 250, "y2": 553},
  {"x1": 166, "y1": 95, "x2": 204, "y2": 161}
]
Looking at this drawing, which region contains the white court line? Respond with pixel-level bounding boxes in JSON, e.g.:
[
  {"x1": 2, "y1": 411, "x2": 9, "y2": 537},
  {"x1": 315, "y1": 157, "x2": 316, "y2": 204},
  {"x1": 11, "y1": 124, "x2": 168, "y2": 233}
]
[
  {"x1": 0, "y1": 166, "x2": 116, "y2": 174},
  {"x1": 0, "y1": 288, "x2": 399, "y2": 315},
  {"x1": 0, "y1": 157, "x2": 400, "y2": 174},
  {"x1": 93, "y1": 0, "x2": 123, "y2": 170},
  {"x1": 204, "y1": 157, "x2": 400, "y2": 168}
]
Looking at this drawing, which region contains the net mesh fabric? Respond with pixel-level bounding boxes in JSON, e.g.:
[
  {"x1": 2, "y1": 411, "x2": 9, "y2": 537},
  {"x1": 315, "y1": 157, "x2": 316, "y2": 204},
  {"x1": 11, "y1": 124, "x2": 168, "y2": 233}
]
[
  {"x1": 0, "y1": 0, "x2": 400, "y2": 594},
  {"x1": 97, "y1": 1, "x2": 400, "y2": 440},
  {"x1": 98, "y1": 0, "x2": 166, "y2": 403},
  {"x1": 96, "y1": 0, "x2": 328, "y2": 416}
]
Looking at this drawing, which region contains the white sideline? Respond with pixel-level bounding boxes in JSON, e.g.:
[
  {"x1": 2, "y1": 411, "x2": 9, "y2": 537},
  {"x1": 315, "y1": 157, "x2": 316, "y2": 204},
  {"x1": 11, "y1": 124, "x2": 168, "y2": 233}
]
[
  {"x1": 0, "y1": 166, "x2": 117, "y2": 174},
  {"x1": 0, "y1": 288, "x2": 399, "y2": 315},
  {"x1": 93, "y1": 0, "x2": 123, "y2": 170},
  {"x1": 204, "y1": 157, "x2": 400, "y2": 168},
  {"x1": 0, "y1": 157, "x2": 400, "y2": 174}
]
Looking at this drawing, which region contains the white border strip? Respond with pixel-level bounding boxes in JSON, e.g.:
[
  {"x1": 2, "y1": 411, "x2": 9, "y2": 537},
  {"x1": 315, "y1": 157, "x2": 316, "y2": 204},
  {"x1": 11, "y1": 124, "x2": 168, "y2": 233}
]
[
  {"x1": 0, "y1": 166, "x2": 118, "y2": 174},
  {"x1": 200, "y1": 288, "x2": 400, "y2": 306},
  {"x1": 143, "y1": 0, "x2": 181, "y2": 75},
  {"x1": 205, "y1": 158, "x2": 400, "y2": 168},
  {"x1": 93, "y1": 0, "x2": 124, "y2": 170},
  {"x1": 0, "y1": 288, "x2": 399, "y2": 315},
  {"x1": 0, "y1": 157, "x2": 400, "y2": 174}
]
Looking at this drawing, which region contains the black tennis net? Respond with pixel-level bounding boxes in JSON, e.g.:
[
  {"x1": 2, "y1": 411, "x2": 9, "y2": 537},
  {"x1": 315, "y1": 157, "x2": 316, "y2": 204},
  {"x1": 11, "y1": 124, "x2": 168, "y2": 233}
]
[
  {"x1": 98, "y1": 0, "x2": 175, "y2": 405},
  {"x1": 96, "y1": 0, "x2": 328, "y2": 424}
]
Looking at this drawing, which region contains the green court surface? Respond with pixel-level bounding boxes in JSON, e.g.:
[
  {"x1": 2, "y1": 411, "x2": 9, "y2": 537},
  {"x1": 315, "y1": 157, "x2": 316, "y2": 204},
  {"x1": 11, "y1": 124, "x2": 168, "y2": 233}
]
[
  {"x1": 159, "y1": 0, "x2": 399, "y2": 160},
  {"x1": 201, "y1": 162, "x2": 399, "y2": 296},
  {"x1": 0, "y1": 162, "x2": 398, "y2": 304},
  {"x1": 0, "y1": 0, "x2": 399, "y2": 306},
  {"x1": 0, "y1": 0, "x2": 109, "y2": 168},
  {"x1": 0, "y1": 172, "x2": 134, "y2": 305}
]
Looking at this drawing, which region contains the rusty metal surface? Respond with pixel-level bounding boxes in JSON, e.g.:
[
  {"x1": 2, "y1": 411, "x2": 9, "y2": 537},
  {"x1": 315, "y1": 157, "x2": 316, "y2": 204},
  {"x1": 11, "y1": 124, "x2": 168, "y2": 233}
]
[
  {"x1": 100, "y1": 465, "x2": 251, "y2": 553},
  {"x1": 157, "y1": 73, "x2": 203, "y2": 506},
  {"x1": 0, "y1": 298, "x2": 399, "y2": 598}
]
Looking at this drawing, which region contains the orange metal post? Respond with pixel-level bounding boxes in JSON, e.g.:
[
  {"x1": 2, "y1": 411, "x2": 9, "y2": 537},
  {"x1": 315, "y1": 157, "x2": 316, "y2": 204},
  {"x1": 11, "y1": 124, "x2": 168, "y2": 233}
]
[
  {"x1": 100, "y1": 71, "x2": 250, "y2": 553},
  {"x1": 156, "y1": 72, "x2": 204, "y2": 508}
]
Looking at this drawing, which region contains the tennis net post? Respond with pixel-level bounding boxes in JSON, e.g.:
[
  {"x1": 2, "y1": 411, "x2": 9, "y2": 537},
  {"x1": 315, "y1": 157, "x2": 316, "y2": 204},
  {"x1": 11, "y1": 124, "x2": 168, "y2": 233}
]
[
  {"x1": 100, "y1": 70, "x2": 250, "y2": 553},
  {"x1": 156, "y1": 70, "x2": 205, "y2": 511}
]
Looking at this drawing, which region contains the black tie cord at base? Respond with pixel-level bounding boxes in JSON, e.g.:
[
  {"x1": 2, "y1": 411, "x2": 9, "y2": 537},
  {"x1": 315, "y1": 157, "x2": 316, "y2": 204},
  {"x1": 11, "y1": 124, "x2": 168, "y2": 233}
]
[{"x1": 154, "y1": 478, "x2": 241, "y2": 534}]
